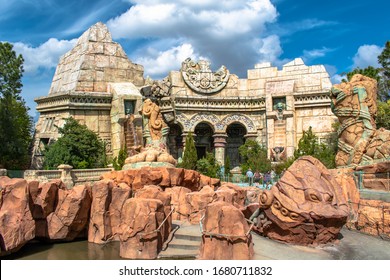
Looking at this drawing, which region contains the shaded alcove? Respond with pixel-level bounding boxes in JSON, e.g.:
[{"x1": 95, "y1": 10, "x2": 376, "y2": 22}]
[
  {"x1": 194, "y1": 122, "x2": 214, "y2": 159},
  {"x1": 225, "y1": 123, "x2": 247, "y2": 168}
]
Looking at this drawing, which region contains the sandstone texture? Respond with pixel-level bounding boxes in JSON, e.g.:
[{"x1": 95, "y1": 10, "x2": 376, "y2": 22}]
[
  {"x1": 330, "y1": 74, "x2": 390, "y2": 167},
  {"x1": 135, "y1": 185, "x2": 172, "y2": 242},
  {"x1": 353, "y1": 199, "x2": 390, "y2": 239},
  {"x1": 356, "y1": 162, "x2": 390, "y2": 191},
  {"x1": 88, "y1": 180, "x2": 131, "y2": 243},
  {"x1": 186, "y1": 186, "x2": 217, "y2": 224},
  {"x1": 45, "y1": 184, "x2": 91, "y2": 241},
  {"x1": 0, "y1": 177, "x2": 35, "y2": 256},
  {"x1": 119, "y1": 198, "x2": 165, "y2": 259},
  {"x1": 100, "y1": 167, "x2": 220, "y2": 192},
  {"x1": 164, "y1": 187, "x2": 192, "y2": 220},
  {"x1": 199, "y1": 201, "x2": 254, "y2": 260},
  {"x1": 254, "y1": 156, "x2": 349, "y2": 245}
]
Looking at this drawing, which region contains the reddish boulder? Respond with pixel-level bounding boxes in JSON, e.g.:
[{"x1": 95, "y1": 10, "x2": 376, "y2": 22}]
[
  {"x1": 46, "y1": 184, "x2": 91, "y2": 241},
  {"x1": 218, "y1": 183, "x2": 246, "y2": 206},
  {"x1": 119, "y1": 198, "x2": 165, "y2": 259},
  {"x1": 132, "y1": 167, "x2": 163, "y2": 191},
  {"x1": 135, "y1": 185, "x2": 172, "y2": 241},
  {"x1": 166, "y1": 168, "x2": 184, "y2": 187},
  {"x1": 0, "y1": 177, "x2": 35, "y2": 256},
  {"x1": 186, "y1": 186, "x2": 217, "y2": 224},
  {"x1": 255, "y1": 156, "x2": 349, "y2": 245},
  {"x1": 109, "y1": 183, "x2": 132, "y2": 241},
  {"x1": 88, "y1": 180, "x2": 115, "y2": 244},
  {"x1": 330, "y1": 168, "x2": 360, "y2": 228},
  {"x1": 356, "y1": 162, "x2": 390, "y2": 191},
  {"x1": 354, "y1": 199, "x2": 390, "y2": 238},
  {"x1": 182, "y1": 169, "x2": 201, "y2": 191},
  {"x1": 199, "y1": 201, "x2": 254, "y2": 260},
  {"x1": 165, "y1": 187, "x2": 192, "y2": 221}
]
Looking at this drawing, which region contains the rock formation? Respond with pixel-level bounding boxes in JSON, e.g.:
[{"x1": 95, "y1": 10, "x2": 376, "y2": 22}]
[
  {"x1": 119, "y1": 198, "x2": 165, "y2": 259},
  {"x1": 330, "y1": 74, "x2": 390, "y2": 167},
  {"x1": 186, "y1": 186, "x2": 217, "y2": 224},
  {"x1": 164, "y1": 187, "x2": 192, "y2": 220},
  {"x1": 0, "y1": 177, "x2": 35, "y2": 256},
  {"x1": 199, "y1": 201, "x2": 254, "y2": 260},
  {"x1": 253, "y1": 156, "x2": 349, "y2": 245}
]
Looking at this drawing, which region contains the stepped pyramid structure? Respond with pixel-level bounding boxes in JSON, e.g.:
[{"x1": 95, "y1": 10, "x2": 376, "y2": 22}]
[
  {"x1": 31, "y1": 22, "x2": 145, "y2": 169},
  {"x1": 31, "y1": 22, "x2": 336, "y2": 170}
]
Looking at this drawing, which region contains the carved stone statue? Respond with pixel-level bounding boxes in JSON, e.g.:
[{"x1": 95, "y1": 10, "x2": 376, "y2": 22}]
[
  {"x1": 123, "y1": 98, "x2": 176, "y2": 169},
  {"x1": 330, "y1": 74, "x2": 390, "y2": 167},
  {"x1": 252, "y1": 156, "x2": 349, "y2": 246}
]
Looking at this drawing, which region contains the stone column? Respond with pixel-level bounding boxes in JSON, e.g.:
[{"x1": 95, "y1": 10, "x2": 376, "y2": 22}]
[
  {"x1": 213, "y1": 133, "x2": 227, "y2": 166},
  {"x1": 58, "y1": 164, "x2": 74, "y2": 189}
]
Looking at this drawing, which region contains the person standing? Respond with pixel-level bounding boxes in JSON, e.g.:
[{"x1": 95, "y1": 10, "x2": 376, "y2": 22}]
[
  {"x1": 246, "y1": 168, "x2": 254, "y2": 186},
  {"x1": 254, "y1": 170, "x2": 261, "y2": 187}
]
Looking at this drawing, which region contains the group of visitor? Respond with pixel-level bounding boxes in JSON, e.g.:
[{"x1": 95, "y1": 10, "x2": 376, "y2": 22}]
[{"x1": 246, "y1": 168, "x2": 276, "y2": 189}]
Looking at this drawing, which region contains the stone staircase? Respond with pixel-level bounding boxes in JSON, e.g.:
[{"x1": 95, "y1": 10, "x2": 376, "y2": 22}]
[{"x1": 158, "y1": 220, "x2": 202, "y2": 259}]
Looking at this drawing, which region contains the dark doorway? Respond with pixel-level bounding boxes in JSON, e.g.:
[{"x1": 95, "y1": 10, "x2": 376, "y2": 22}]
[
  {"x1": 194, "y1": 122, "x2": 214, "y2": 159},
  {"x1": 226, "y1": 123, "x2": 247, "y2": 168},
  {"x1": 167, "y1": 123, "x2": 183, "y2": 160}
]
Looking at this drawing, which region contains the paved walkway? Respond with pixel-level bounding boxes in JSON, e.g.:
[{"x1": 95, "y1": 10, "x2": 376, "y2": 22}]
[{"x1": 161, "y1": 220, "x2": 390, "y2": 260}]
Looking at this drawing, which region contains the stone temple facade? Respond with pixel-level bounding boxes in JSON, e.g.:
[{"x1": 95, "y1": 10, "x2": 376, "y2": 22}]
[{"x1": 31, "y1": 22, "x2": 336, "y2": 169}]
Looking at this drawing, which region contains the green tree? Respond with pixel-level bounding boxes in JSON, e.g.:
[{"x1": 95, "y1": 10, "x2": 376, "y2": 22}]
[
  {"x1": 293, "y1": 126, "x2": 337, "y2": 169},
  {"x1": 294, "y1": 127, "x2": 318, "y2": 158},
  {"x1": 376, "y1": 100, "x2": 390, "y2": 130},
  {"x1": 196, "y1": 151, "x2": 221, "y2": 178},
  {"x1": 112, "y1": 146, "x2": 127, "y2": 170},
  {"x1": 345, "y1": 66, "x2": 381, "y2": 83},
  {"x1": 0, "y1": 42, "x2": 33, "y2": 169},
  {"x1": 43, "y1": 117, "x2": 105, "y2": 169},
  {"x1": 378, "y1": 41, "x2": 390, "y2": 100},
  {"x1": 177, "y1": 132, "x2": 197, "y2": 170},
  {"x1": 238, "y1": 139, "x2": 271, "y2": 174}
]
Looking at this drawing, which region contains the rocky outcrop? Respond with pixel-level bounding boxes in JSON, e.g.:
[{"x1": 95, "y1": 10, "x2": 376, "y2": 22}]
[
  {"x1": 101, "y1": 167, "x2": 220, "y2": 193},
  {"x1": 353, "y1": 199, "x2": 390, "y2": 239},
  {"x1": 355, "y1": 162, "x2": 390, "y2": 191},
  {"x1": 165, "y1": 187, "x2": 192, "y2": 220},
  {"x1": 135, "y1": 185, "x2": 172, "y2": 242},
  {"x1": 186, "y1": 186, "x2": 217, "y2": 224},
  {"x1": 119, "y1": 198, "x2": 165, "y2": 259},
  {"x1": 45, "y1": 184, "x2": 92, "y2": 241},
  {"x1": 88, "y1": 180, "x2": 131, "y2": 243},
  {"x1": 199, "y1": 201, "x2": 254, "y2": 260},
  {"x1": 0, "y1": 177, "x2": 35, "y2": 256},
  {"x1": 254, "y1": 156, "x2": 349, "y2": 245}
]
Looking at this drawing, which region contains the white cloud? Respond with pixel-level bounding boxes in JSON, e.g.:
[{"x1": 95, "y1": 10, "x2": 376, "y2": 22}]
[
  {"x1": 302, "y1": 47, "x2": 334, "y2": 63},
  {"x1": 136, "y1": 43, "x2": 204, "y2": 77},
  {"x1": 13, "y1": 38, "x2": 77, "y2": 74},
  {"x1": 107, "y1": 0, "x2": 278, "y2": 77},
  {"x1": 352, "y1": 44, "x2": 383, "y2": 69}
]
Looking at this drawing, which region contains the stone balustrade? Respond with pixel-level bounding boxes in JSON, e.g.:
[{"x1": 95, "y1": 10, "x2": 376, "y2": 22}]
[{"x1": 23, "y1": 166, "x2": 114, "y2": 188}]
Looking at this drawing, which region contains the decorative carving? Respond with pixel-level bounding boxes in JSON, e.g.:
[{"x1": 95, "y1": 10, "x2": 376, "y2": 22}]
[
  {"x1": 221, "y1": 114, "x2": 256, "y2": 133},
  {"x1": 181, "y1": 58, "x2": 229, "y2": 94},
  {"x1": 252, "y1": 156, "x2": 349, "y2": 245},
  {"x1": 124, "y1": 99, "x2": 176, "y2": 168},
  {"x1": 177, "y1": 113, "x2": 221, "y2": 131},
  {"x1": 270, "y1": 147, "x2": 286, "y2": 162},
  {"x1": 142, "y1": 99, "x2": 167, "y2": 141},
  {"x1": 330, "y1": 74, "x2": 390, "y2": 166}
]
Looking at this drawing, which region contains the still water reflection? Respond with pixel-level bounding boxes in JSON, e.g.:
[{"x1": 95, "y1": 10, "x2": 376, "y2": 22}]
[{"x1": 2, "y1": 240, "x2": 122, "y2": 260}]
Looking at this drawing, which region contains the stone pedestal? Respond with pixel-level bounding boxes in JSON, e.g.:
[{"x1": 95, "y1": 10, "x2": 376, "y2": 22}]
[{"x1": 58, "y1": 164, "x2": 73, "y2": 189}]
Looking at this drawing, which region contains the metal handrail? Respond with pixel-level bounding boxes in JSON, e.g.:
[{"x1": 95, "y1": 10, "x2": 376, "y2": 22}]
[
  {"x1": 199, "y1": 215, "x2": 254, "y2": 241},
  {"x1": 139, "y1": 206, "x2": 175, "y2": 239}
]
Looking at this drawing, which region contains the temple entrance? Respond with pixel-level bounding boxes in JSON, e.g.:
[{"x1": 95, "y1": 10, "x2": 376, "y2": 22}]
[
  {"x1": 167, "y1": 123, "x2": 183, "y2": 160},
  {"x1": 194, "y1": 122, "x2": 214, "y2": 159},
  {"x1": 226, "y1": 123, "x2": 246, "y2": 168}
]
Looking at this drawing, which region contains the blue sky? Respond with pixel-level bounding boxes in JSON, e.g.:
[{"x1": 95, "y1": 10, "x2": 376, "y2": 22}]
[{"x1": 0, "y1": 0, "x2": 389, "y2": 119}]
